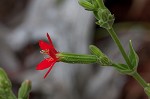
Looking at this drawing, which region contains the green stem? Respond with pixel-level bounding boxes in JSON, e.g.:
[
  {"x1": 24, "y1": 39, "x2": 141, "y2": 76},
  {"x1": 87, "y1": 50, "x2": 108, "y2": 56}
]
[
  {"x1": 107, "y1": 28, "x2": 132, "y2": 67},
  {"x1": 107, "y1": 27, "x2": 150, "y2": 97},
  {"x1": 132, "y1": 72, "x2": 148, "y2": 88},
  {"x1": 107, "y1": 27, "x2": 149, "y2": 96}
]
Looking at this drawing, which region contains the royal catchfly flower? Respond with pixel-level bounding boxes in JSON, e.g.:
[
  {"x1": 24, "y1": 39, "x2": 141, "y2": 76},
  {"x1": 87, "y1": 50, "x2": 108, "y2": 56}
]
[
  {"x1": 36, "y1": 33, "x2": 110, "y2": 79},
  {"x1": 36, "y1": 33, "x2": 59, "y2": 78}
]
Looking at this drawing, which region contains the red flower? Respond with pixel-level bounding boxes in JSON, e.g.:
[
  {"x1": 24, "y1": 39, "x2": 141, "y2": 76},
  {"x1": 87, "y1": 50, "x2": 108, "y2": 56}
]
[{"x1": 36, "y1": 33, "x2": 59, "y2": 78}]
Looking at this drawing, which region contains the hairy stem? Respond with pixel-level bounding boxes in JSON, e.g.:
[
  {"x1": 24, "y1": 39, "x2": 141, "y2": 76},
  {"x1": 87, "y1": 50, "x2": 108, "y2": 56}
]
[
  {"x1": 107, "y1": 28, "x2": 132, "y2": 67},
  {"x1": 132, "y1": 72, "x2": 148, "y2": 88}
]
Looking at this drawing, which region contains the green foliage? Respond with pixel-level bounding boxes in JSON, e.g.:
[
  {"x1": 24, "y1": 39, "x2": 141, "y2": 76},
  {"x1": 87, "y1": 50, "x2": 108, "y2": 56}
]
[
  {"x1": 96, "y1": 9, "x2": 114, "y2": 29},
  {"x1": 0, "y1": 68, "x2": 16, "y2": 99},
  {"x1": 78, "y1": 0, "x2": 97, "y2": 11},
  {"x1": 128, "y1": 40, "x2": 139, "y2": 70},
  {"x1": 0, "y1": 68, "x2": 31, "y2": 99},
  {"x1": 112, "y1": 40, "x2": 139, "y2": 75},
  {"x1": 78, "y1": 0, "x2": 114, "y2": 29},
  {"x1": 78, "y1": 0, "x2": 150, "y2": 98},
  {"x1": 112, "y1": 64, "x2": 135, "y2": 75}
]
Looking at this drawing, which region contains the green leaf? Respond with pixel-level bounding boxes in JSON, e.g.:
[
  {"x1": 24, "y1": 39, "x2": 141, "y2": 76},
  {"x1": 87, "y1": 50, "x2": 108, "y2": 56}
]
[
  {"x1": 113, "y1": 63, "x2": 135, "y2": 75},
  {"x1": 128, "y1": 40, "x2": 139, "y2": 70}
]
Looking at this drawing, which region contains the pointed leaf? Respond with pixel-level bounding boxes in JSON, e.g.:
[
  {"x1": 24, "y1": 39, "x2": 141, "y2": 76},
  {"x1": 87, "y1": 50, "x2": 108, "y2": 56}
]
[
  {"x1": 112, "y1": 63, "x2": 134, "y2": 75},
  {"x1": 128, "y1": 40, "x2": 139, "y2": 70}
]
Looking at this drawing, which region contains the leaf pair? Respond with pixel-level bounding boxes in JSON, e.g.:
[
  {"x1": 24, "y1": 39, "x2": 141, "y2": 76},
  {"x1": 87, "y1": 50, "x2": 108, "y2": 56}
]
[
  {"x1": 113, "y1": 63, "x2": 134, "y2": 75},
  {"x1": 112, "y1": 40, "x2": 139, "y2": 75}
]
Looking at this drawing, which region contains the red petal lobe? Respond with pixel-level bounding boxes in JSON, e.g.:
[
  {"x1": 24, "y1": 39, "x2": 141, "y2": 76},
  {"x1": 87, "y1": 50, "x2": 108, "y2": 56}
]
[
  {"x1": 39, "y1": 40, "x2": 53, "y2": 50},
  {"x1": 36, "y1": 58, "x2": 55, "y2": 70},
  {"x1": 47, "y1": 33, "x2": 53, "y2": 45},
  {"x1": 43, "y1": 62, "x2": 56, "y2": 79}
]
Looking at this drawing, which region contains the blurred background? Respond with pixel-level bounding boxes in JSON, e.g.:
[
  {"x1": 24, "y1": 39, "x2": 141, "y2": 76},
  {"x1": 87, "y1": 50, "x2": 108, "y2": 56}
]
[{"x1": 0, "y1": 0, "x2": 150, "y2": 99}]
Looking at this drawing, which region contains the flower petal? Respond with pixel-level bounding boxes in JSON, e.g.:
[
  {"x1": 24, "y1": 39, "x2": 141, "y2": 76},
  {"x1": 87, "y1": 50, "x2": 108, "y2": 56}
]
[
  {"x1": 36, "y1": 58, "x2": 56, "y2": 70},
  {"x1": 39, "y1": 40, "x2": 53, "y2": 50},
  {"x1": 47, "y1": 33, "x2": 53, "y2": 46},
  {"x1": 44, "y1": 62, "x2": 56, "y2": 79},
  {"x1": 46, "y1": 33, "x2": 57, "y2": 53}
]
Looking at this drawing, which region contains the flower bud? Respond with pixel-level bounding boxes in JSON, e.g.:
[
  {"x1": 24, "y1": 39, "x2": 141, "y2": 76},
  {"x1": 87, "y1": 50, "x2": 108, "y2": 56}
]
[
  {"x1": 78, "y1": 0, "x2": 96, "y2": 11},
  {"x1": 0, "y1": 68, "x2": 11, "y2": 89},
  {"x1": 18, "y1": 80, "x2": 31, "y2": 99},
  {"x1": 89, "y1": 45, "x2": 112, "y2": 66},
  {"x1": 96, "y1": 8, "x2": 114, "y2": 29}
]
